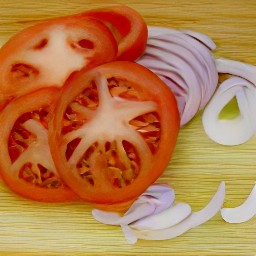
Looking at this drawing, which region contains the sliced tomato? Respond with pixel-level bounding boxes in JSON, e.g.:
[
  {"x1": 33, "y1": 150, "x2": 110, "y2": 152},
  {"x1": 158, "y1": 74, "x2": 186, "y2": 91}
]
[
  {"x1": 0, "y1": 15, "x2": 117, "y2": 106},
  {"x1": 82, "y1": 5, "x2": 148, "y2": 61},
  {"x1": 49, "y1": 61, "x2": 179, "y2": 209},
  {"x1": 0, "y1": 88, "x2": 77, "y2": 202}
]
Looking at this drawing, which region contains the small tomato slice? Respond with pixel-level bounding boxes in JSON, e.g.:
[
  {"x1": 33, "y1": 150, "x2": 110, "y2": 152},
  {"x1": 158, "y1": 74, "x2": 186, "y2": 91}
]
[
  {"x1": 0, "y1": 15, "x2": 117, "y2": 105},
  {"x1": 82, "y1": 5, "x2": 148, "y2": 61},
  {"x1": 0, "y1": 88, "x2": 77, "y2": 202},
  {"x1": 49, "y1": 61, "x2": 179, "y2": 209}
]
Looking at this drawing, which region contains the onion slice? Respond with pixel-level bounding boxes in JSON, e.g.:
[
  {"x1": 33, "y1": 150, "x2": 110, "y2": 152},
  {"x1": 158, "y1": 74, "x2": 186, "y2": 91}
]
[
  {"x1": 130, "y1": 202, "x2": 192, "y2": 230},
  {"x1": 216, "y1": 58, "x2": 256, "y2": 85},
  {"x1": 221, "y1": 184, "x2": 256, "y2": 223},
  {"x1": 92, "y1": 183, "x2": 175, "y2": 225},
  {"x1": 137, "y1": 26, "x2": 218, "y2": 126},
  {"x1": 125, "y1": 182, "x2": 225, "y2": 243},
  {"x1": 92, "y1": 202, "x2": 156, "y2": 225},
  {"x1": 180, "y1": 29, "x2": 216, "y2": 50},
  {"x1": 202, "y1": 77, "x2": 256, "y2": 145}
]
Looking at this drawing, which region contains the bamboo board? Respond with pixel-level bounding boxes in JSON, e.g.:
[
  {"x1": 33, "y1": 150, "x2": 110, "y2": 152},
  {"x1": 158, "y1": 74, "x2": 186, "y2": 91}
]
[{"x1": 1, "y1": 0, "x2": 256, "y2": 255}]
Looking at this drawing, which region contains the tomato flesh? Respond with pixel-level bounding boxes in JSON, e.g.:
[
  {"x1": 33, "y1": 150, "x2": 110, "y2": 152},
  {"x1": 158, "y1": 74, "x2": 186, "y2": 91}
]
[
  {"x1": 49, "y1": 61, "x2": 179, "y2": 208},
  {"x1": 0, "y1": 15, "x2": 117, "y2": 106},
  {"x1": 82, "y1": 5, "x2": 148, "y2": 61},
  {"x1": 0, "y1": 88, "x2": 77, "y2": 202}
]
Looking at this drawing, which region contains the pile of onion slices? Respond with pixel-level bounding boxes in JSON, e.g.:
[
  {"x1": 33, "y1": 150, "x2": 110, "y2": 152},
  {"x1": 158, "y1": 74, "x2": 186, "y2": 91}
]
[
  {"x1": 93, "y1": 182, "x2": 225, "y2": 244},
  {"x1": 137, "y1": 26, "x2": 218, "y2": 126}
]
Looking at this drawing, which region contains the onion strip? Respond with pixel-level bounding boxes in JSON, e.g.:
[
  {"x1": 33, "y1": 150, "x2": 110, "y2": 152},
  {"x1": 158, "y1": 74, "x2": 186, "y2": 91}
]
[
  {"x1": 130, "y1": 202, "x2": 192, "y2": 230},
  {"x1": 92, "y1": 184, "x2": 175, "y2": 225},
  {"x1": 216, "y1": 58, "x2": 256, "y2": 85},
  {"x1": 127, "y1": 182, "x2": 225, "y2": 242},
  {"x1": 221, "y1": 184, "x2": 256, "y2": 223},
  {"x1": 202, "y1": 76, "x2": 256, "y2": 145}
]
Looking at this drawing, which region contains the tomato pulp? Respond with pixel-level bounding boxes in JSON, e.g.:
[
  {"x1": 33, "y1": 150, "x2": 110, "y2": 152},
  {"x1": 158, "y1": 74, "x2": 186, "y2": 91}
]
[
  {"x1": 0, "y1": 88, "x2": 77, "y2": 202},
  {"x1": 82, "y1": 5, "x2": 148, "y2": 61},
  {"x1": 0, "y1": 15, "x2": 118, "y2": 107},
  {"x1": 49, "y1": 61, "x2": 179, "y2": 209}
]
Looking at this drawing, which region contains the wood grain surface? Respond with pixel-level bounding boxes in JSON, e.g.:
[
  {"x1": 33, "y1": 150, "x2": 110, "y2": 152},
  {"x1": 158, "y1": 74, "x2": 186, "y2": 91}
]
[{"x1": 1, "y1": 0, "x2": 256, "y2": 255}]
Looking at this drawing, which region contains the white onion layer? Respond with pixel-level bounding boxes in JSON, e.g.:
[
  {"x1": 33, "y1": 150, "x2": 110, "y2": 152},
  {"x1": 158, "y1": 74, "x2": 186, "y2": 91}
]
[
  {"x1": 216, "y1": 58, "x2": 256, "y2": 85},
  {"x1": 92, "y1": 184, "x2": 175, "y2": 225},
  {"x1": 221, "y1": 184, "x2": 256, "y2": 223},
  {"x1": 202, "y1": 76, "x2": 256, "y2": 145},
  {"x1": 130, "y1": 202, "x2": 192, "y2": 230},
  {"x1": 129, "y1": 182, "x2": 225, "y2": 242}
]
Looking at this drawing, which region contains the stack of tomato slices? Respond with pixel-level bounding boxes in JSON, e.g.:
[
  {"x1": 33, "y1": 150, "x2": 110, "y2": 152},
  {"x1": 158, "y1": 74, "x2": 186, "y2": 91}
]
[{"x1": 0, "y1": 5, "x2": 179, "y2": 211}]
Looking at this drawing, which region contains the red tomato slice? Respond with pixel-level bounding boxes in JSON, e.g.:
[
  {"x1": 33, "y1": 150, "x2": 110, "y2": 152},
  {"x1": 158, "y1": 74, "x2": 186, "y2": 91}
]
[
  {"x1": 49, "y1": 61, "x2": 179, "y2": 209},
  {"x1": 0, "y1": 15, "x2": 117, "y2": 106},
  {"x1": 0, "y1": 88, "x2": 77, "y2": 202},
  {"x1": 82, "y1": 5, "x2": 148, "y2": 61}
]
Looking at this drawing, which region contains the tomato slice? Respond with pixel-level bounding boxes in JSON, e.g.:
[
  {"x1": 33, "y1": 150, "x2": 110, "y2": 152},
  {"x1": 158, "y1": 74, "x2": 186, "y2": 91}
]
[
  {"x1": 0, "y1": 15, "x2": 117, "y2": 106},
  {"x1": 0, "y1": 88, "x2": 77, "y2": 202},
  {"x1": 82, "y1": 5, "x2": 148, "y2": 61},
  {"x1": 49, "y1": 61, "x2": 179, "y2": 209}
]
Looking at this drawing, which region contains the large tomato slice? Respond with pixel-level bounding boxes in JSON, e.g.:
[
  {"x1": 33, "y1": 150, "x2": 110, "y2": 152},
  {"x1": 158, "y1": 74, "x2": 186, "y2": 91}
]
[
  {"x1": 0, "y1": 88, "x2": 77, "y2": 202},
  {"x1": 0, "y1": 15, "x2": 117, "y2": 107},
  {"x1": 82, "y1": 5, "x2": 148, "y2": 61},
  {"x1": 49, "y1": 61, "x2": 179, "y2": 209}
]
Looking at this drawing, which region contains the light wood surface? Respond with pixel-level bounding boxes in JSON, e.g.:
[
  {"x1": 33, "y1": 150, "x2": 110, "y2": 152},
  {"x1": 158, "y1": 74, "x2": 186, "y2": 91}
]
[{"x1": 1, "y1": 0, "x2": 256, "y2": 255}]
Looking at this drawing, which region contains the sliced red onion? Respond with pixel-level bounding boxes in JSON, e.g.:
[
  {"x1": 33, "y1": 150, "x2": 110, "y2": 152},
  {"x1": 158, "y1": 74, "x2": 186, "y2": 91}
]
[
  {"x1": 138, "y1": 57, "x2": 189, "y2": 96},
  {"x1": 141, "y1": 44, "x2": 202, "y2": 124},
  {"x1": 130, "y1": 202, "x2": 192, "y2": 230},
  {"x1": 221, "y1": 184, "x2": 256, "y2": 223},
  {"x1": 148, "y1": 26, "x2": 218, "y2": 106},
  {"x1": 202, "y1": 76, "x2": 256, "y2": 145},
  {"x1": 137, "y1": 26, "x2": 218, "y2": 126},
  {"x1": 148, "y1": 27, "x2": 216, "y2": 50},
  {"x1": 125, "y1": 182, "x2": 225, "y2": 243},
  {"x1": 147, "y1": 38, "x2": 209, "y2": 89},
  {"x1": 92, "y1": 183, "x2": 175, "y2": 225},
  {"x1": 180, "y1": 29, "x2": 216, "y2": 50},
  {"x1": 147, "y1": 38, "x2": 210, "y2": 108}
]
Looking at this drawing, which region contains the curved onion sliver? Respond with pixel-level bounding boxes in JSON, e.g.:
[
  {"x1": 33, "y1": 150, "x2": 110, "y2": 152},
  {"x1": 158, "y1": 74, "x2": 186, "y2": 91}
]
[
  {"x1": 92, "y1": 202, "x2": 156, "y2": 225},
  {"x1": 216, "y1": 58, "x2": 256, "y2": 85},
  {"x1": 123, "y1": 182, "x2": 225, "y2": 243},
  {"x1": 141, "y1": 183, "x2": 176, "y2": 214},
  {"x1": 202, "y1": 77, "x2": 256, "y2": 145},
  {"x1": 92, "y1": 184, "x2": 175, "y2": 225},
  {"x1": 221, "y1": 184, "x2": 256, "y2": 223},
  {"x1": 180, "y1": 29, "x2": 216, "y2": 50},
  {"x1": 141, "y1": 43, "x2": 202, "y2": 125},
  {"x1": 130, "y1": 202, "x2": 192, "y2": 230}
]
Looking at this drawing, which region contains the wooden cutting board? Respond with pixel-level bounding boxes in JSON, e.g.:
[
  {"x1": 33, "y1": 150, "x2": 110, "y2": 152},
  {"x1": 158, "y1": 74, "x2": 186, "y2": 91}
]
[{"x1": 1, "y1": 0, "x2": 256, "y2": 255}]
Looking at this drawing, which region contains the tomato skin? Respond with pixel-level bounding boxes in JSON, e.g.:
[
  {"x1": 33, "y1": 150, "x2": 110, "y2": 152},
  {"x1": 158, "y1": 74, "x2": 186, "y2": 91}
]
[
  {"x1": 0, "y1": 15, "x2": 117, "y2": 107},
  {"x1": 82, "y1": 5, "x2": 148, "y2": 61},
  {"x1": 0, "y1": 88, "x2": 78, "y2": 202},
  {"x1": 49, "y1": 61, "x2": 179, "y2": 208}
]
